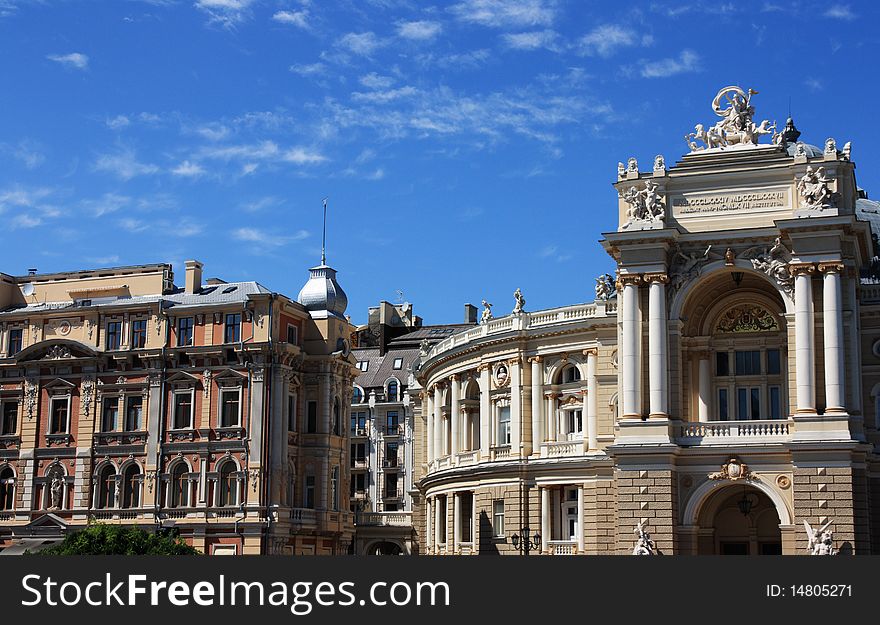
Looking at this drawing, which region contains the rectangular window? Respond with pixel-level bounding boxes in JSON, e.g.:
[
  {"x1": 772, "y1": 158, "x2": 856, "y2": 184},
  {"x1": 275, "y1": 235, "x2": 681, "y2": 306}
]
[
  {"x1": 769, "y1": 386, "x2": 781, "y2": 419},
  {"x1": 224, "y1": 313, "x2": 241, "y2": 344},
  {"x1": 130, "y1": 319, "x2": 147, "y2": 349},
  {"x1": 177, "y1": 317, "x2": 194, "y2": 347},
  {"x1": 50, "y1": 397, "x2": 68, "y2": 434},
  {"x1": 439, "y1": 496, "x2": 447, "y2": 543},
  {"x1": 767, "y1": 349, "x2": 781, "y2": 375},
  {"x1": 125, "y1": 396, "x2": 142, "y2": 431},
  {"x1": 287, "y1": 394, "x2": 297, "y2": 432},
  {"x1": 750, "y1": 387, "x2": 761, "y2": 419},
  {"x1": 498, "y1": 406, "x2": 511, "y2": 445},
  {"x1": 716, "y1": 351, "x2": 729, "y2": 376},
  {"x1": 385, "y1": 473, "x2": 398, "y2": 498},
  {"x1": 305, "y1": 475, "x2": 315, "y2": 508},
  {"x1": 1, "y1": 401, "x2": 18, "y2": 435},
  {"x1": 357, "y1": 361, "x2": 369, "y2": 372},
  {"x1": 718, "y1": 388, "x2": 729, "y2": 421},
  {"x1": 493, "y1": 500, "x2": 505, "y2": 538},
  {"x1": 106, "y1": 321, "x2": 122, "y2": 351},
  {"x1": 392, "y1": 357, "x2": 403, "y2": 370},
  {"x1": 286, "y1": 324, "x2": 298, "y2": 345},
  {"x1": 307, "y1": 401, "x2": 317, "y2": 433},
  {"x1": 386, "y1": 411, "x2": 399, "y2": 431},
  {"x1": 736, "y1": 388, "x2": 749, "y2": 420},
  {"x1": 220, "y1": 389, "x2": 240, "y2": 427},
  {"x1": 7, "y1": 328, "x2": 23, "y2": 355},
  {"x1": 568, "y1": 409, "x2": 583, "y2": 436},
  {"x1": 386, "y1": 442, "x2": 399, "y2": 466},
  {"x1": 101, "y1": 397, "x2": 118, "y2": 432},
  {"x1": 734, "y1": 350, "x2": 761, "y2": 376},
  {"x1": 173, "y1": 392, "x2": 193, "y2": 429}
]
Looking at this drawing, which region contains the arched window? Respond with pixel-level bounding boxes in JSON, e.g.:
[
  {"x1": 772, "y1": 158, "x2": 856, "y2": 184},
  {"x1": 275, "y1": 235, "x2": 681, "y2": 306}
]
[
  {"x1": 170, "y1": 463, "x2": 189, "y2": 508},
  {"x1": 0, "y1": 467, "x2": 14, "y2": 511},
  {"x1": 218, "y1": 461, "x2": 238, "y2": 507},
  {"x1": 121, "y1": 464, "x2": 140, "y2": 509},
  {"x1": 386, "y1": 379, "x2": 399, "y2": 402},
  {"x1": 97, "y1": 464, "x2": 116, "y2": 509},
  {"x1": 333, "y1": 399, "x2": 342, "y2": 436},
  {"x1": 352, "y1": 387, "x2": 364, "y2": 403},
  {"x1": 562, "y1": 365, "x2": 581, "y2": 384}
]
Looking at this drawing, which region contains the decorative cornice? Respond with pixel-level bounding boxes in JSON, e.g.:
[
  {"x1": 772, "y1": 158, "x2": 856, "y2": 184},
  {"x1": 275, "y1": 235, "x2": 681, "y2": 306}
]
[
  {"x1": 817, "y1": 262, "x2": 845, "y2": 274},
  {"x1": 789, "y1": 262, "x2": 816, "y2": 276},
  {"x1": 475, "y1": 363, "x2": 490, "y2": 373}
]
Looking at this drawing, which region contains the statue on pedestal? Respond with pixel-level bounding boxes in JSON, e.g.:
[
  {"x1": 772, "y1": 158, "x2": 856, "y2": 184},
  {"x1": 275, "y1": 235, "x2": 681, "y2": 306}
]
[
  {"x1": 595, "y1": 273, "x2": 616, "y2": 301},
  {"x1": 804, "y1": 520, "x2": 838, "y2": 555},
  {"x1": 512, "y1": 288, "x2": 526, "y2": 314},
  {"x1": 633, "y1": 520, "x2": 657, "y2": 555},
  {"x1": 480, "y1": 300, "x2": 493, "y2": 324}
]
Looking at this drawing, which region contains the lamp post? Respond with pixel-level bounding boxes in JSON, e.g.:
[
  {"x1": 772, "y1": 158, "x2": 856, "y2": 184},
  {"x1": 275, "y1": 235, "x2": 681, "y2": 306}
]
[{"x1": 510, "y1": 527, "x2": 541, "y2": 555}]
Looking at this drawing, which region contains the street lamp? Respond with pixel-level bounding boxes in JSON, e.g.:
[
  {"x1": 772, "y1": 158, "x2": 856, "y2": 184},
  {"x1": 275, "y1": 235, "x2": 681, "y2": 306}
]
[{"x1": 510, "y1": 526, "x2": 541, "y2": 555}]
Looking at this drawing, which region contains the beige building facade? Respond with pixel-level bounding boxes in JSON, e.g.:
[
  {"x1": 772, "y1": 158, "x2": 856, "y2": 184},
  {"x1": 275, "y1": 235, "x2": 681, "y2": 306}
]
[
  {"x1": 413, "y1": 87, "x2": 880, "y2": 555},
  {"x1": 0, "y1": 258, "x2": 356, "y2": 554}
]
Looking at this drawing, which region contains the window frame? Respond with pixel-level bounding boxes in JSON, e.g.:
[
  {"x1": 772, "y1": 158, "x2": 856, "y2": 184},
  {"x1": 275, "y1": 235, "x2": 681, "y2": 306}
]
[
  {"x1": 172, "y1": 389, "x2": 195, "y2": 430},
  {"x1": 286, "y1": 323, "x2": 298, "y2": 345},
  {"x1": 218, "y1": 387, "x2": 242, "y2": 428},
  {"x1": 493, "y1": 499, "x2": 505, "y2": 538},
  {"x1": 224, "y1": 313, "x2": 242, "y2": 344},
  {"x1": 124, "y1": 395, "x2": 143, "y2": 432},
  {"x1": 7, "y1": 327, "x2": 23, "y2": 356},
  {"x1": 130, "y1": 319, "x2": 148, "y2": 349},
  {"x1": 49, "y1": 395, "x2": 71, "y2": 435},
  {"x1": 1, "y1": 400, "x2": 18, "y2": 435},
  {"x1": 101, "y1": 396, "x2": 119, "y2": 432},
  {"x1": 105, "y1": 320, "x2": 122, "y2": 351},
  {"x1": 177, "y1": 316, "x2": 194, "y2": 347}
]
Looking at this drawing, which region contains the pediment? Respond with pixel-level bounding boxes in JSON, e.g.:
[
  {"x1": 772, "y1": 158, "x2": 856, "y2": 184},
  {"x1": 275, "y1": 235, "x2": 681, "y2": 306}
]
[
  {"x1": 166, "y1": 371, "x2": 200, "y2": 385},
  {"x1": 14, "y1": 339, "x2": 98, "y2": 363},
  {"x1": 26, "y1": 513, "x2": 69, "y2": 529},
  {"x1": 44, "y1": 378, "x2": 77, "y2": 390}
]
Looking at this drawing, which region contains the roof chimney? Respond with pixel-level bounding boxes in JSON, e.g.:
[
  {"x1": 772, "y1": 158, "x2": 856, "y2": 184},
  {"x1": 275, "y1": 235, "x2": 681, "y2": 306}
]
[
  {"x1": 464, "y1": 303, "x2": 478, "y2": 324},
  {"x1": 184, "y1": 260, "x2": 203, "y2": 294}
]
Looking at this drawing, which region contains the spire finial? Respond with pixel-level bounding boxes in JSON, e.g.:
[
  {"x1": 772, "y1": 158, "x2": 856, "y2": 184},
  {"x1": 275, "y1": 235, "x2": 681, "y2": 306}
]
[{"x1": 321, "y1": 197, "x2": 328, "y2": 265}]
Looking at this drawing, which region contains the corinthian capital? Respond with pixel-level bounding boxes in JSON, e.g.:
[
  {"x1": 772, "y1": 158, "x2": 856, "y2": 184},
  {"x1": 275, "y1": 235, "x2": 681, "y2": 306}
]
[
  {"x1": 643, "y1": 272, "x2": 669, "y2": 284},
  {"x1": 789, "y1": 262, "x2": 816, "y2": 277}
]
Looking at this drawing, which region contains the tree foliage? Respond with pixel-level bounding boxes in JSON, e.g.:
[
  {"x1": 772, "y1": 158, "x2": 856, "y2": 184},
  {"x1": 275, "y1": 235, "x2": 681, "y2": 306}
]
[{"x1": 33, "y1": 522, "x2": 201, "y2": 555}]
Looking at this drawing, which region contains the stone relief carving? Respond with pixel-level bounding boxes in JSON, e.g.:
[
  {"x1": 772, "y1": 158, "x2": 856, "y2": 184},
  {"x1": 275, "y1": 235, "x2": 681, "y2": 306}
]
[
  {"x1": 716, "y1": 305, "x2": 779, "y2": 333},
  {"x1": 653, "y1": 154, "x2": 665, "y2": 171},
  {"x1": 480, "y1": 300, "x2": 493, "y2": 324},
  {"x1": 797, "y1": 165, "x2": 836, "y2": 209},
  {"x1": 81, "y1": 376, "x2": 95, "y2": 409},
  {"x1": 824, "y1": 137, "x2": 837, "y2": 155},
  {"x1": 512, "y1": 288, "x2": 526, "y2": 314},
  {"x1": 203, "y1": 369, "x2": 212, "y2": 397},
  {"x1": 685, "y1": 86, "x2": 776, "y2": 152},
  {"x1": 804, "y1": 520, "x2": 837, "y2": 556},
  {"x1": 746, "y1": 238, "x2": 794, "y2": 298},
  {"x1": 617, "y1": 161, "x2": 625, "y2": 179},
  {"x1": 594, "y1": 273, "x2": 616, "y2": 301},
  {"x1": 24, "y1": 378, "x2": 38, "y2": 419},
  {"x1": 627, "y1": 157, "x2": 638, "y2": 173},
  {"x1": 43, "y1": 345, "x2": 73, "y2": 360},
  {"x1": 841, "y1": 141, "x2": 852, "y2": 161},
  {"x1": 48, "y1": 466, "x2": 64, "y2": 509},
  {"x1": 620, "y1": 180, "x2": 665, "y2": 230},
  {"x1": 633, "y1": 520, "x2": 657, "y2": 556},
  {"x1": 708, "y1": 457, "x2": 754, "y2": 481},
  {"x1": 669, "y1": 244, "x2": 713, "y2": 293}
]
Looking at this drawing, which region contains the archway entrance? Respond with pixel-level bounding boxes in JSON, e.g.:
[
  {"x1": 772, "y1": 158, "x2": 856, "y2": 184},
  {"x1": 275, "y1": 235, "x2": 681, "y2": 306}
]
[
  {"x1": 696, "y1": 485, "x2": 782, "y2": 555},
  {"x1": 369, "y1": 541, "x2": 403, "y2": 555}
]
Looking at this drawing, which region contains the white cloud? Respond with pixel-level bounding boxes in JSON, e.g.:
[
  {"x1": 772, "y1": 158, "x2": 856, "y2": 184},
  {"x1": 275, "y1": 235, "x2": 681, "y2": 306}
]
[
  {"x1": 93, "y1": 149, "x2": 159, "y2": 180},
  {"x1": 579, "y1": 24, "x2": 637, "y2": 57},
  {"x1": 290, "y1": 62, "x2": 326, "y2": 76},
  {"x1": 119, "y1": 218, "x2": 148, "y2": 233},
  {"x1": 172, "y1": 160, "x2": 206, "y2": 177},
  {"x1": 86, "y1": 254, "x2": 121, "y2": 265},
  {"x1": 194, "y1": 141, "x2": 327, "y2": 167},
  {"x1": 106, "y1": 115, "x2": 130, "y2": 130},
  {"x1": 824, "y1": 4, "x2": 855, "y2": 19},
  {"x1": 359, "y1": 72, "x2": 395, "y2": 89},
  {"x1": 46, "y1": 52, "x2": 89, "y2": 70},
  {"x1": 397, "y1": 20, "x2": 443, "y2": 40},
  {"x1": 337, "y1": 31, "x2": 385, "y2": 57},
  {"x1": 242, "y1": 196, "x2": 282, "y2": 212},
  {"x1": 2, "y1": 139, "x2": 45, "y2": 169},
  {"x1": 272, "y1": 9, "x2": 309, "y2": 28},
  {"x1": 502, "y1": 29, "x2": 558, "y2": 51},
  {"x1": 82, "y1": 192, "x2": 131, "y2": 217},
  {"x1": 232, "y1": 227, "x2": 309, "y2": 248},
  {"x1": 449, "y1": 0, "x2": 556, "y2": 28},
  {"x1": 0, "y1": 186, "x2": 53, "y2": 211},
  {"x1": 282, "y1": 148, "x2": 327, "y2": 164},
  {"x1": 11, "y1": 214, "x2": 43, "y2": 229},
  {"x1": 352, "y1": 86, "x2": 418, "y2": 103},
  {"x1": 194, "y1": 0, "x2": 256, "y2": 27},
  {"x1": 418, "y1": 48, "x2": 491, "y2": 69},
  {"x1": 640, "y1": 50, "x2": 701, "y2": 78},
  {"x1": 194, "y1": 123, "x2": 230, "y2": 141},
  {"x1": 804, "y1": 77, "x2": 822, "y2": 91}
]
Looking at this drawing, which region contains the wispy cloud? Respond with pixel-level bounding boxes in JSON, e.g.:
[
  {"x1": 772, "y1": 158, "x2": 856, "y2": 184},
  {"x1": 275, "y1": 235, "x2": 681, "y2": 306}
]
[
  {"x1": 106, "y1": 115, "x2": 131, "y2": 130},
  {"x1": 194, "y1": 0, "x2": 256, "y2": 27},
  {"x1": 194, "y1": 141, "x2": 328, "y2": 167},
  {"x1": 824, "y1": 4, "x2": 855, "y2": 19},
  {"x1": 804, "y1": 77, "x2": 822, "y2": 91},
  {"x1": 290, "y1": 62, "x2": 327, "y2": 77},
  {"x1": 1, "y1": 139, "x2": 45, "y2": 169},
  {"x1": 241, "y1": 196, "x2": 283, "y2": 212},
  {"x1": 579, "y1": 24, "x2": 641, "y2": 57},
  {"x1": 0, "y1": 186, "x2": 54, "y2": 212},
  {"x1": 359, "y1": 72, "x2": 395, "y2": 89},
  {"x1": 337, "y1": 31, "x2": 385, "y2": 57},
  {"x1": 502, "y1": 29, "x2": 558, "y2": 51},
  {"x1": 272, "y1": 9, "x2": 309, "y2": 28},
  {"x1": 194, "y1": 123, "x2": 230, "y2": 141},
  {"x1": 397, "y1": 20, "x2": 443, "y2": 40},
  {"x1": 81, "y1": 192, "x2": 131, "y2": 217},
  {"x1": 450, "y1": 0, "x2": 556, "y2": 28},
  {"x1": 417, "y1": 48, "x2": 492, "y2": 70},
  {"x1": 538, "y1": 244, "x2": 572, "y2": 262},
  {"x1": 93, "y1": 148, "x2": 159, "y2": 180},
  {"x1": 232, "y1": 227, "x2": 310, "y2": 249},
  {"x1": 171, "y1": 160, "x2": 206, "y2": 177},
  {"x1": 352, "y1": 86, "x2": 418, "y2": 103},
  {"x1": 640, "y1": 50, "x2": 701, "y2": 78},
  {"x1": 46, "y1": 52, "x2": 89, "y2": 70}
]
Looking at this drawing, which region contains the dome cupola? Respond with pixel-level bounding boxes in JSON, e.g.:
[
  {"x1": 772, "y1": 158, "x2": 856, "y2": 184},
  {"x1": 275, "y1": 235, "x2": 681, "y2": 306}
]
[{"x1": 297, "y1": 263, "x2": 348, "y2": 319}]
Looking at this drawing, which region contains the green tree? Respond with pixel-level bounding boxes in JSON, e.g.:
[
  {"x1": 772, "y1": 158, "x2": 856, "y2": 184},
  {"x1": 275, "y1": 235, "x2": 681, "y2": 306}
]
[{"x1": 33, "y1": 522, "x2": 201, "y2": 555}]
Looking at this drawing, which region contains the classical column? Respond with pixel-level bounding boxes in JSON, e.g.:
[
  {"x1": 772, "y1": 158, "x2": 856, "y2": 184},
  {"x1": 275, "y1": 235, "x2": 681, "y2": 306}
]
[
  {"x1": 620, "y1": 275, "x2": 642, "y2": 418},
  {"x1": 646, "y1": 273, "x2": 669, "y2": 418},
  {"x1": 426, "y1": 390, "x2": 435, "y2": 465},
  {"x1": 509, "y1": 358, "x2": 522, "y2": 455},
  {"x1": 450, "y1": 375, "x2": 461, "y2": 456},
  {"x1": 541, "y1": 487, "x2": 550, "y2": 553},
  {"x1": 697, "y1": 352, "x2": 711, "y2": 422},
  {"x1": 434, "y1": 496, "x2": 443, "y2": 549},
  {"x1": 453, "y1": 492, "x2": 461, "y2": 552},
  {"x1": 576, "y1": 485, "x2": 585, "y2": 553},
  {"x1": 433, "y1": 384, "x2": 444, "y2": 459},
  {"x1": 792, "y1": 263, "x2": 817, "y2": 414},
  {"x1": 546, "y1": 393, "x2": 558, "y2": 442},
  {"x1": 478, "y1": 365, "x2": 491, "y2": 460},
  {"x1": 820, "y1": 262, "x2": 846, "y2": 413},
  {"x1": 426, "y1": 499, "x2": 433, "y2": 552},
  {"x1": 530, "y1": 357, "x2": 544, "y2": 452},
  {"x1": 585, "y1": 349, "x2": 598, "y2": 451}
]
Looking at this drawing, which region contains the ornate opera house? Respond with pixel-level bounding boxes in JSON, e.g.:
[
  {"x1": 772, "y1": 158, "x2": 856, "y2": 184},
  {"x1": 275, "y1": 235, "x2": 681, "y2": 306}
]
[{"x1": 412, "y1": 86, "x2": 880, "y2": 556}]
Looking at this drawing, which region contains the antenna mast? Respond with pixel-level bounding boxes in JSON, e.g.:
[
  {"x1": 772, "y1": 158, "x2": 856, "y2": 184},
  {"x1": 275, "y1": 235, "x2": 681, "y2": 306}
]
[{"x1": 321, "y1": 197, "x2": 328, "y2": 265}]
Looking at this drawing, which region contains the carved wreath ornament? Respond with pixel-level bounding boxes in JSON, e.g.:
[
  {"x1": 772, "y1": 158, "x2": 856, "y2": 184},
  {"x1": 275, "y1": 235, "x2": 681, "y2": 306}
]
[
  {"x1": 709, "y1": 457, "x2": 754, "y2": 481},
  {"x1": 716, "y1": 305, "x2": 779, "y2": 333}
]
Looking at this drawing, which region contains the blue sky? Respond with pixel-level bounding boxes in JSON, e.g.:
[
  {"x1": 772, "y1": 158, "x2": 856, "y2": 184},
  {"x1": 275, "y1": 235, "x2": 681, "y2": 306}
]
[{"x1": 0, "y1": 0, "x2": 878, "y2": 325}]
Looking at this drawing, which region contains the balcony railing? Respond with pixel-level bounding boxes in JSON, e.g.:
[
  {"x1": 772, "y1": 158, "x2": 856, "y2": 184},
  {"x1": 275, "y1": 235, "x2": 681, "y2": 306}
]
[
  {"x1": 290, "y1": 508, "x2": 318, "y2": 525},
  {"x1": 355, "y1": 511, "x2": 412, "y2": 527},
  {"x1": 547, "y1": 540, "x2": 578, "y2": 555},
  {"x1": 352, "y1": 458, "x2": 369, "y2": 469},
  {"x1": 382, "y1": 488, "x2": 403, "y2": 500},
  {"x1": 491, "y1": 445, "x2": 511, "y2": 461},
  {"x1": 676, "y1": 419, "x2": 794, "y2": 446},
  {"x1": 382, "y1": 458, "x2": 400, "y2": 468},
  {"x1": 540, "y1": 440, "x2": 583, "y2": 458},
  {"x1": 456, "y1": 450, "x2": 480, "y2": 466}
]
